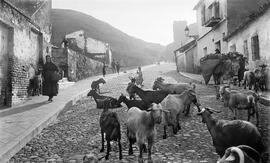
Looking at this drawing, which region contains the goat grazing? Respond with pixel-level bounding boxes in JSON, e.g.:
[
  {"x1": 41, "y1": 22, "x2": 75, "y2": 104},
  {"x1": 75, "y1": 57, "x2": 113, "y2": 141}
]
[
  {"x1": 87, "y1": 90, "x2": 121, "y2": 109},
  {"x1": 91, "y1": 78, "x2": 106, "y2": 94},
  {"x1": 161, "y1": 89, "x2": 200, "y2": 139},
  {"x1": 197, "y1": 107, "x2": 266, "y2": 158},
  {"x1": 99, "y1": 101, "x2": 122, "y2": 160},
  {"x1": 218, "y1": 145, "x2": 262, "y2": 163},
  {"x1": 128, "y1": 85, "x2": 169, "y2": 105},
  {"x1": 152, "y1": 77, "x2": 195, "y2": 94},
  {"x1": 218, "y1": 86, "x2": 259, "y2": 125},
  {"x1": 127, "y1": 104, "x2": 169, "y2": 163},
  {"x1": 118, "y1": 94, "x2": 149, "y2": 110}
]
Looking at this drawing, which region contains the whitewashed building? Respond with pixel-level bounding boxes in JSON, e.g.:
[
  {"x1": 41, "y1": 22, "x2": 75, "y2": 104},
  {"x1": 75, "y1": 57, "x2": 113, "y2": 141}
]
[{"x1": 226, "y1": 4, "x2": 270, "y2": 70}]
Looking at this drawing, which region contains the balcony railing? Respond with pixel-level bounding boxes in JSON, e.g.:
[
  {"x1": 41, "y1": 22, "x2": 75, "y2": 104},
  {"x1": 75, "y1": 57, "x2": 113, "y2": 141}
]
[{"x1": 203, "y1": 1, "x2": 221, "y2": 27}]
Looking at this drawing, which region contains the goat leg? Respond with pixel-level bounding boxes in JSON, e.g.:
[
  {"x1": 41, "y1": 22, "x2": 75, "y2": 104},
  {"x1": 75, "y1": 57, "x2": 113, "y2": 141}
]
[
  {"x1": 128, "y1": 138, "x2": 134, "y2": 155},
  {"x1": 184, "y1": 104, "x2": 191, "y2": 116},
  {"x1": 256, "y1": 110, "x2": 259, "y2": 126},
  {"x1": 138, "y1": 143, "x2": 144, "y2": 163},
  {"x1": 100, "y1": 130, "x2": 104, "y2": 152},
  {"x1": 163, "y1": 125, "x2": 167, "y2": 139},
  {"x1": 105, "y1": 140, "x2": 110, "y2": 160},
  {"x1": 147, "y1": 138, "x2": 153, "y2": 163},
  {"x1": 118, "y1": 138, "x2": 122, "y2": 160}
]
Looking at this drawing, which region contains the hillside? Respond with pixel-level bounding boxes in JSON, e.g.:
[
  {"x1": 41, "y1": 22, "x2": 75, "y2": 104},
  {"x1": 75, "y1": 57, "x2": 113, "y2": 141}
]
[{"x1": 51, "y1": 9, "x2": 165, "y2": 66}]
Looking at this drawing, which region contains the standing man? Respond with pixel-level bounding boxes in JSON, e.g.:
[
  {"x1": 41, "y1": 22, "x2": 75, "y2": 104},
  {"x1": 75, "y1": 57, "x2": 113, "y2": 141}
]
[
  {"x1": 102, "y1": 62, "x2": 107, "y2": 77},
  {"x1": 116, "y1": 61, "x2": 120, "y2": 75},
  {"x1": 111, "y1": 59, "x2": 116, "y2": 73}
]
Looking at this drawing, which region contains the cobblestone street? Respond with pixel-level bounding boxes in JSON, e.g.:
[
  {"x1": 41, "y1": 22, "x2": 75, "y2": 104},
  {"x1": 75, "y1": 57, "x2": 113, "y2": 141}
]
[{"x1": 11, "y1": 64, "x2": 270, "y2": 163}]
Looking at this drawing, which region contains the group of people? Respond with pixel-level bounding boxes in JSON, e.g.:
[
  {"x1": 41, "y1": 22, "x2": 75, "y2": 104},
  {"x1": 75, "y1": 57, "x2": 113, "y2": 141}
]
[{"x1": 102, "y1": 59, "x2": 121, "y2": 77}]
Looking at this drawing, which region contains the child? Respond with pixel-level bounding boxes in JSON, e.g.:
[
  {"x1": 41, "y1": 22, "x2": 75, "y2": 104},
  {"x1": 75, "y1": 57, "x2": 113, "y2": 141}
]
[{"x1": 126, "y1": 77, "x2": 136, "y2": 100}]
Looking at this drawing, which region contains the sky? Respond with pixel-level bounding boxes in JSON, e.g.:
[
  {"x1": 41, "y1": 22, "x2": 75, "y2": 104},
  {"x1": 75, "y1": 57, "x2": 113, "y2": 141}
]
[{"x1": 52, "y1": 0, "x2": 198, "y2": 45}]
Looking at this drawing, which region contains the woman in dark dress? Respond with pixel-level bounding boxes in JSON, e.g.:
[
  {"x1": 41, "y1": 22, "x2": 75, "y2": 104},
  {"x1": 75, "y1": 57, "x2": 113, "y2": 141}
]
[
  {"x1": 42, "y1": 55, "x2": 59, "y2": 102},
  {"x1": 102, "y1": 62, "x2": 107, "y2": 77}
]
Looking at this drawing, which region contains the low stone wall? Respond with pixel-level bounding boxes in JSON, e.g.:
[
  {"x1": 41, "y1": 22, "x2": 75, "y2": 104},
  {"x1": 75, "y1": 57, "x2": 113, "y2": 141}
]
[{"x1": 52, "y1": 47, "x2": 103, "y2": 82}]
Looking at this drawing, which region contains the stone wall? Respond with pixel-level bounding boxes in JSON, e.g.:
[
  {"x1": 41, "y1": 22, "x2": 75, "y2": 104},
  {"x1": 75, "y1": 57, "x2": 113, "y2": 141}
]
[
  {"x1": 52, "y1": 47, "x2": 104, "y2": 82},
  {"x1": 0, "y1": 0, "x2": 51, "y2": 106}
]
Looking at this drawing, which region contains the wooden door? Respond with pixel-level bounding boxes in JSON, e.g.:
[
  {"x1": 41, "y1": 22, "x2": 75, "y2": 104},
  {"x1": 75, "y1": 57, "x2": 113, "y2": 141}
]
[{"x1": 0, "y1": 23, "x2": 9, "y2": 105}]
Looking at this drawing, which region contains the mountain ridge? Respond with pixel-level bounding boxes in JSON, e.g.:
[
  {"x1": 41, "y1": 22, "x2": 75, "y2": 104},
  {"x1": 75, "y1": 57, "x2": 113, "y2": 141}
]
[{"x1": 51, "y1": 9, "x2": 165, "y2": 66}]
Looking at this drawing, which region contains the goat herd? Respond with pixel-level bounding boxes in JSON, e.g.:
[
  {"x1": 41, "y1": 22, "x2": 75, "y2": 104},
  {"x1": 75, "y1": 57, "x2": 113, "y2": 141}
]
[{"x1": 85, "y1": 76, "x2": 267, "y2": 163}]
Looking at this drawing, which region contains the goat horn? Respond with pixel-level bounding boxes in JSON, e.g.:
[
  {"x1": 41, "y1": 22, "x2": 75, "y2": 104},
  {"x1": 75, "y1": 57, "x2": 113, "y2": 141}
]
[{"x1": 206, "y1": 107, "x2": 221, "y2": 113}]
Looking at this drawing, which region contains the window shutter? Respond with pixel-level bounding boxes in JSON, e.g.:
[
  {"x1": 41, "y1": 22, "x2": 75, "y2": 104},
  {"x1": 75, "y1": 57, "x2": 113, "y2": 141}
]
[
  {"x1": 251, "y1": 37, "x2": 255, "y2": 61},
  {"x1": 201, "y1": 5, "x2": 205, "y2": 25},
  {"x1": 251, "y1": 35, "x2": 260, "y2": 60}
]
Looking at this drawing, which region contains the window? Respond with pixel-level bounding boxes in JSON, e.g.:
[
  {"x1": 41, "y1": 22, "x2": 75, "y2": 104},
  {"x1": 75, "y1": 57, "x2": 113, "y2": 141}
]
[
  {"x1": 230, "y1": 44, "x2": 236, "y2": 52},
  {"x1": 243, "y1": 40, "x2": 249, "y2": 60},
  {"x1": 215, "y1": 41, "x2": 221, "y2": 52},
  {"x1": 201, "y1": 5, "x2": 205, "y2": 25},
  {"x1": 203, "y1": 47, "x2": 207, "y2": 55},
  {"x1": 251, "y1": 35, "x2": 260, "y2": 60}
]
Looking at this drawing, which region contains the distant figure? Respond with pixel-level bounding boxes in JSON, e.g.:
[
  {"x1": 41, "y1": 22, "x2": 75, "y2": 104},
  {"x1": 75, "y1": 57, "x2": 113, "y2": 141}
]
[
  {"x1": 27, "y1": 64, "x2": 36, "y2": 96},
  {"x1": 111, "y1": 59, "x2": 116, "y2": 73},
  {"x1": 116, "y1": 61, "x2": 120, "y2": 74},
  {"x1": 136, "y1": 66, "x2": 143, "y2": 87},
  {"x1": 102, "y1": 62, "x2": 107, "y2": 77},
  {"x1": 42, "y1": 55, "x2": 59, "y2": 102}
]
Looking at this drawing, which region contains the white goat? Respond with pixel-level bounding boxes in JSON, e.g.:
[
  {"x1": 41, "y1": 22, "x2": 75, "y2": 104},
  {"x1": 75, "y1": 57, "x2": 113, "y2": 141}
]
[
  {"x1": 127, "y1": 103, "x2": 169, "y2": 163},
  {"x1": 218, "y1": 145, "x2": 262, "y2": 163},
  {"x1": 160, "y1": 89, "x2": 200, "y2": 139}
]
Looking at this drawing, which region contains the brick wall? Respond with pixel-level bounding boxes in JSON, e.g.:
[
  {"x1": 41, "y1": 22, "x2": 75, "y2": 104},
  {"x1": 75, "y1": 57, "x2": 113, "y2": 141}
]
[{"x1": 0, "y1": 1, "x2": 51, "y2": 106}]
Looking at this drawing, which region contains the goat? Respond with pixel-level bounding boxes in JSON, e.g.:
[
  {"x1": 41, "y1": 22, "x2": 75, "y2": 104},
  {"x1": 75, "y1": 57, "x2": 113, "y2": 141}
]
[
  {"x1": 87, "y1": 90, "x2": 121, "y2": 109},
  {"x1": 91, "y1": 78, "x2": 106, "y2": 94},
  {"x1": 152, "y1": 77, "x2": 195, "y2": 94},
  {"x1": 126, "y1": 77, "x2": 136, "y2": 100},
  {"x1": 127, "y1": 104, "x2": 169, "y2": 163},
  {"x1": 219, "y1": 86, "x2": 259, "y2": 126},
  {"x1": 243, "y1": 71, "x2": 255, "y2": 90},
  {"x1": 197, "y1": 107, "x2": 266, "y2": 158},
  {"x1": 128, "y1": 85, "x2": 169, "y2": 106},
  {"x1": 160, "y1": 89, "x2": 200, "y2": 139},
  {"x1": 218, "y1": 145, "x2": 262, "y2": 163},
  {"x1": 99, "y1": 100, "x2": 122, "y2": 160},
  {"x1": 117, "y1": 94, "x2": 149, "y2": 110}
]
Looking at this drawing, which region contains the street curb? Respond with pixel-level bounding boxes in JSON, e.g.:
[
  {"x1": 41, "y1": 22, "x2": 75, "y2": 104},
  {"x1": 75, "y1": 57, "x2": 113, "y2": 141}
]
[
  {"x1": 178, "y1": 72, "x2": 204, "y2": 84},
  {"x1": 0, "y1": 64, "x2": 156, "y2": 163},
  {"x1": 179, "y1": 72, "x2": 270, "y2": 107}
]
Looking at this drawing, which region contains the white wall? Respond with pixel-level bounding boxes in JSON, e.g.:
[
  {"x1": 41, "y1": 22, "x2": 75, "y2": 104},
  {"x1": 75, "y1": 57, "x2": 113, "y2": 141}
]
[{"x1": 227, "y1": 8, "x2": 270, "y2": 70}]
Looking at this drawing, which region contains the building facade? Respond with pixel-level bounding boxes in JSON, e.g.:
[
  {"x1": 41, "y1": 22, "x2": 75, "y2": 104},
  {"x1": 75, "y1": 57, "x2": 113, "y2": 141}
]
[
  {"x1": 174, "y1": 39, "x2": 199, "y2": 74},
  {"x1": 65, "y1": 30, "x2": 112, "y2": 65},
  {"x1": 193, "y1": 0, "x2": 267, "y2": 63},
  {"x1": 226, "y1": 4, "x2": 270, "y2": 71},
  {"x1": 0, "y1": 0, "x2": 51, "y2": 106}
]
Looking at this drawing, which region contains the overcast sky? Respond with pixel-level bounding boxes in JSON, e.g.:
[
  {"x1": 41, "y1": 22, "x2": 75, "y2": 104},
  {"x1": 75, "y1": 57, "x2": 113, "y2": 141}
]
[{"x1": 52, "y1": 0, "x2": 198, "y2": 45}]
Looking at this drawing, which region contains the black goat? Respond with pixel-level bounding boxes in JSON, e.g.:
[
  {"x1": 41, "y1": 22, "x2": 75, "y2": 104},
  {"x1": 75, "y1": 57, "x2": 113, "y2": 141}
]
[
  {"x1": 128, "y1": 85, "x2": 169, "y2": 105},
  {"x1": 91, "y1": 78, "x2": 106, "y2": 94},
  {"x1": 87, "y1": 90, "x2": 121, "y2": 109},
  {"x1": 99, "y1": 101, "x2": 122, "y2": 160},
  {"x1": 117, "y1": 94, "x2": 149, "y2": 110},
  {"x1": 197, "y1": 107, "x2": 266, "y2": 158}
]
